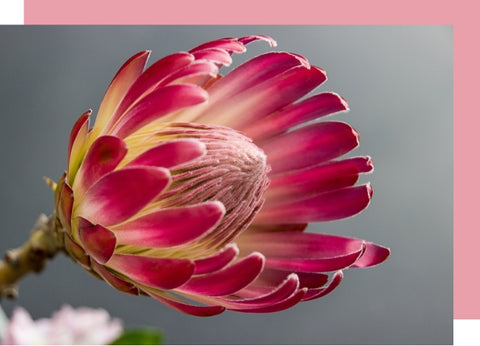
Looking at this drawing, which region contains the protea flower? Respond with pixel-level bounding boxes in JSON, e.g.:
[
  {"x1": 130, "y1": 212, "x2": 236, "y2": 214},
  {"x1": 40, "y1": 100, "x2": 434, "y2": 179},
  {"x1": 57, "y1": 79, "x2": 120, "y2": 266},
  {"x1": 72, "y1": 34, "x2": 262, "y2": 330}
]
[{"x1": 53, "y1": 35, "x2": 389, "y2": 316}]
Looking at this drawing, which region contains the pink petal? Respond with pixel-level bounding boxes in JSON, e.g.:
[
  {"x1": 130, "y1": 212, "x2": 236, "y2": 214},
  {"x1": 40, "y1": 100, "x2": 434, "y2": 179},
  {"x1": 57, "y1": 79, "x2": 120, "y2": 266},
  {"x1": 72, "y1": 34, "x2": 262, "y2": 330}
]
[
  {"x1": 178, "y1": 253, "x2": 265, "y2": 296},
  {"x1": 252, "y1": 268, "x2": 330, "y2": 290},
  {"x1": 189, "y1": 37, "x2": 247, "y2": 54},
  {"x1": 113, "y1": 202, "x2": 225, "y2": 248},
  {"x1": 63, "y1": 233, "x2": 90, "y2": 270},
  {"x1": 76, "y1": 166, "x2": 171, "y2": 226},
  {"x1": 91, "y1": 260, "x2": 139, "y2": 296},
  {"x1": 146, "y1": 291, "x2": 225, "y2": 317},
  {"x1": 209, "y1": 52, "x2": 308, "y2": 98},
  {"x1": 255, "y1": 184, "x2": 373, "y2": 224},
  {"x1": 208, "y1": 52, "x2": 311, "y2": 99},
  {"x1": 107, "y1": 254, "x2": 194, "y2": 290},
  {"x1": 262, "y1": 121, "x2": 360, "y2": 175},
  {"x1": 93, "y1": 51, "x2": 150, "y2": 136},
  {"x1": 238, "y1": 232, "x2": 367, "y2": 272},
  {"x1": 351, "y1": 242, "x2": 391, "y2": 268},
  {"x1": 193, "y1": 64, "x2": 327, "y2": 128},
  {"x1": 74, "y1": 136, "x2": 128, "y2": 196},
  {"x1": 126, "y1": 139, "x2": 206, "y2": 169},
  {"x1": 159, "y1": 60, "x2": 219, "y2": 86},
  {"x1": 176, "y1": 52, "x2": 311, "y2": 123},
  {"x1": 238, "y1": 35, "x2": 277, "y2": 47},
  {"x1": 67, "y1": 110, "x2": 91, "y2": 184},
  {"x1": 193, "y1": 244, "x2": 239, "y2": 275},
  {"x1": 244, "y1": 92, "x2": 349, "y2": 141},
  {"x1": 235, "y1": 273, "x2": 300, "y2": 301},
  {"x1": 109, "y1": 84, "x2": 208, "y2": 138},
  {"x1": 191, "y1": 48, "x2": 233, "y2": 66},
  {"x1": 112, "y1": 52, "x2": 194, "y2": 121},
  {"x1": 265, "y1": 156, "x2": 374, "y2": 207},
  {"x1": 227, "y1": 288, "x2": 306, "y2": 313},
  {"x1": 302, "y1": 270, "x2": 343, "y2": 301},
  {"x1": 256, "y1": 230, "x2": 362, "y2": 261},
  {"x1": 78, "y1": 217, "x2": 117, "y2": 264},
  {"x1": 57, "y1": 178, "x2": 74, "y2": 233}
]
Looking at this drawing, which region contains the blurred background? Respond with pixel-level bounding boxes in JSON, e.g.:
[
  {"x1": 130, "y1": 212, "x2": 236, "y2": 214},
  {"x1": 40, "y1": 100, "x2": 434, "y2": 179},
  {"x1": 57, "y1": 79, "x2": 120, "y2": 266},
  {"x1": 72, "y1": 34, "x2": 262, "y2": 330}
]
[{"x1": 0, "y1": 26, "x2": 452, "y2": 344}]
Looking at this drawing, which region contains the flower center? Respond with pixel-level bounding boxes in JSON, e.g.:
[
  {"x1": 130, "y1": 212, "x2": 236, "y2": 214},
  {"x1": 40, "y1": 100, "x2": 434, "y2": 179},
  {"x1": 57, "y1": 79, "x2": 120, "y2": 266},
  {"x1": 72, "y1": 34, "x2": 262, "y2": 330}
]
[{"x1": 134, "y1": 122, "x2": 270, "y2": 256}]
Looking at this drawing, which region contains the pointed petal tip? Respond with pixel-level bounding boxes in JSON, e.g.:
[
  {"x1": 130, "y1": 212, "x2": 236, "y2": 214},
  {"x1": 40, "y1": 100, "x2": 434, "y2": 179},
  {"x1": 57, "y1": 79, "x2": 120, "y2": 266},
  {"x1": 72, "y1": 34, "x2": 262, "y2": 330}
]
[
  {"x1": 366, "y1": 182, "x2": 374, "y2": 199},
  {"x1": 352, "y1": 242, "x2": 390, "y2": 268},
  {"x1": 78, "y1": 218, "x2": 117, "y2": 265},
  {"x1": 239, "y1": 35, "x2": 277, "y2": 48},
  {"x1": 365, "y1": 156, "x2": 374, "y2": 171},
  {"x1": 326, "y1": 92, "x2": 349, "y2": 111}
]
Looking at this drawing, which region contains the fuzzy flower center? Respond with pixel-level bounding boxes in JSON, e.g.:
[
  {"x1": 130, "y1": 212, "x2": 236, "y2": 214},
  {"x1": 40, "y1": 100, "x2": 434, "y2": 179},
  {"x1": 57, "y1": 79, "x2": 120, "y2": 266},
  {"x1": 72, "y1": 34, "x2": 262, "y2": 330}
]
[{"x1": 123, "y1": 122, "x2": 271, "y2": 258}]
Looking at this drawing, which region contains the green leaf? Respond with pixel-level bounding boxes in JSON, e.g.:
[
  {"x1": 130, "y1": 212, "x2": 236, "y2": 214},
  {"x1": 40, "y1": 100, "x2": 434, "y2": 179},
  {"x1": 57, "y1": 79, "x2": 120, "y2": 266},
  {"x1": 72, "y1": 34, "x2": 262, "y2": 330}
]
[{"x1": 110, "y1": 328, "x2": 163, "y2": 345}]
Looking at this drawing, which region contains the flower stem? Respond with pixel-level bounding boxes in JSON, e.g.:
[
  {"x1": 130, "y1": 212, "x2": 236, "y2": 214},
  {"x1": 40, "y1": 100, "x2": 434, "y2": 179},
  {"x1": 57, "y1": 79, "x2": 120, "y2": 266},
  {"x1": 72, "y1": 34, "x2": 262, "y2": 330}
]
[{"x1": 0, "y1": 214, "x2": 63, "y2": 299}]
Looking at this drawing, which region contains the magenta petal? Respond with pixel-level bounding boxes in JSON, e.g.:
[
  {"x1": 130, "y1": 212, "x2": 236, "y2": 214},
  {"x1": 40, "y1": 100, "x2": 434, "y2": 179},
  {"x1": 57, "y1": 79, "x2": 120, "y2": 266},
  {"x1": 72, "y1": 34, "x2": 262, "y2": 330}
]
[
  {"x1": 191, "y1": 48, "x2": 233, "y2": 66},
  {"x1": 228, "y1": 288, "x2": 306, "y2": 313},
  {"x1": 238, "y1": 232, "x2": 364, "y2": 260},
  {"x1": 265, "y1": 157, "x2": 374, "y2": 206},
  {"x1": 235, "y1": 273, "x2": 300, "y2": 302},
  {"x1": 74, "y1": 136, "x2": 128, "y2": 194},
  {"x1": 178, "y1": 253, "x2": 265, "y2": 296},
  {"x1": 239, "y1": 35, "x2": 277, "y2": 47},
  {"x1": 91, "y1": 260, "x2": 139, "y2": 296},
  {"x1": 302, "y1": 271, "x2": 343, "y2": 301},
  {"x1": 67, "y1": 110, "x2": 91, "y2": 183},
  {"x1": 57, "y1": 179, "x2": 74, "y2": 232},
  {"x1": 255, "y1": 184, "x2": 373, "y2": 224},
  {"x1": 262, "y1": 121, "x2": 360, "y2": 175},
  {"x1": 245, "y1": 92, "x2": 349, "y2": 141},
  {"x1": 67, "y1": 110, "x2": 91, "y2": 168},
  {"x1": 107, "y1": 254, "x2": 194, "y2": 290},
  {"x1": 63, "y1": 233, "x2": 90, "y2": 270},
  {"x1": 189, "y1": 37, "x2": 246, "y2": 54},
  {"x1": 193, "y1": 244, "x2": 239, "y2": 275},
  {"x1": 78, "y1": 217, "x2": 117, "y2": 264},
  {"x1": 238, "y1": 232, "x2": 366, "y2": 272},
  {"x1": 351, "y1": 242, "x2": 391, "y2": 268},
  {"x1": 195, "y1": 64, "x2": 327, "y2": 128},
  {"x1": 265, "y1": 253, "x2": 363, "y2": 273},
  {"x1": 94, "y1": 51, "x2": 150, "y2": 134},
  {"x1": 112, "y1": 52, "x2": 194, "y2": 120},
  {"x1": 159, "y1": 60, "x2": 219, "y2": 86},
  {"x1": 208, "y1": 52, "x2": 309, "y2": 100},
  {"x1": 127, "y1": 139, "x2": 206, "y2": 169},
  {"x1": 146, "y1": 291, "x2": 225, "y2": 317},
  {"x1": 110, "y1": 84, "x2": 208, "y2": 138},
  {"x1": 76, "y1": 166, "x2": 171, "y2": 226},
  {"x1": 113, "y1": 202, "x2": 225, "y2": 248},
  {"x1": 252, "y1": 268, "x2": 330, "y2": 290}
]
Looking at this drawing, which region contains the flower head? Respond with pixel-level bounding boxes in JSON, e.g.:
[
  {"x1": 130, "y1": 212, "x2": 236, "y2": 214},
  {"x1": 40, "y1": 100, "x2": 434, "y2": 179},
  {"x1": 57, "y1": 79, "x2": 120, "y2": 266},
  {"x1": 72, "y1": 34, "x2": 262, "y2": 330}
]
[
  {"x1": 2, "y1": 305, "x2": 123, "y2": 344},
  {"x1": 54, "y1": 35, "x2": 390, "y2": 316}
]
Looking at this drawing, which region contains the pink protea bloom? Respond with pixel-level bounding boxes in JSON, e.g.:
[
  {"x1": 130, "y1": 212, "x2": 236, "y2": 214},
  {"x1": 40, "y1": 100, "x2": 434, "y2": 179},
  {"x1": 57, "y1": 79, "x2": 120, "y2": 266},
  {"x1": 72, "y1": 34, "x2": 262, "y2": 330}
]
[{"x1": 53, "y1": 35, "x2": 390, "y2": 316}]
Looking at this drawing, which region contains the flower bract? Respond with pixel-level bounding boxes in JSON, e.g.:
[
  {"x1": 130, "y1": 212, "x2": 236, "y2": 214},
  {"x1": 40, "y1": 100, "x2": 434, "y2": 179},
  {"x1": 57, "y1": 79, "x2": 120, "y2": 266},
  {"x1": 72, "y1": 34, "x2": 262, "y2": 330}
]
[{"x1": 54, "y1": 35, "x2": 390, "y2": 316}]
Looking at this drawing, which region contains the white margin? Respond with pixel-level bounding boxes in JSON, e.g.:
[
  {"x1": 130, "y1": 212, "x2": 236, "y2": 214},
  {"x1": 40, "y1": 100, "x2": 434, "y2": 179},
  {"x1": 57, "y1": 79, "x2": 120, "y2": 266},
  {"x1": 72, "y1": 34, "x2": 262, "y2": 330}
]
[
  {"x1": 0, "y1": 0, "x2": 24, "y2": 25},
  {"x1": 454, "y1": 319, "x2": 480, "y2": 345}
]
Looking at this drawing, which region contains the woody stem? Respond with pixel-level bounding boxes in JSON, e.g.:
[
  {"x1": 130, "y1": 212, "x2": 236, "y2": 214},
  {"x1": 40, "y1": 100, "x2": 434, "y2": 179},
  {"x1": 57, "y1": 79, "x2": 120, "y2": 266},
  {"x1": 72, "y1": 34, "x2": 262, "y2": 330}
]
[{"x1": 0, "y1": 214, "x2": 63, "y2": 299}]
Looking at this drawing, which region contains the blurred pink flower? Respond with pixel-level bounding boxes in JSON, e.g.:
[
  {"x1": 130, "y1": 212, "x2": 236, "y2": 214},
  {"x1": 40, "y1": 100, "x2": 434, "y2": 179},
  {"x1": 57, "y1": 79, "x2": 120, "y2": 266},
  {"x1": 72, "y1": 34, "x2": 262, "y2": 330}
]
[
  {"x1": 2, "y1": 305, "x2": 123, "y2": 345},
  {"x1": 53, "y1": 35, "x2": 390, "y2": 316}
]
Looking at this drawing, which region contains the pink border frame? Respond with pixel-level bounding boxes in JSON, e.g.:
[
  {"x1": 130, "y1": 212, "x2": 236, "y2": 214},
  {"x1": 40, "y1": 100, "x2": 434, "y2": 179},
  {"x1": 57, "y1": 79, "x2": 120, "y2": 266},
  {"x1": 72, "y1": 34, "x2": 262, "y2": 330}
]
[{"x1": 23, "y1": 0, "x2": 476, "y2": 319}]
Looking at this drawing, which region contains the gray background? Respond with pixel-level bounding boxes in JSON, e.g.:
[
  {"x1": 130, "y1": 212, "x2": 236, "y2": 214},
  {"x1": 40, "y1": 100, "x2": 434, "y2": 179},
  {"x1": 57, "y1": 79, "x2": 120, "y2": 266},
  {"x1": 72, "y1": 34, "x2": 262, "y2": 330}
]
[{"x1": 0, "y1": 26, "x2": 452, "y2": 344}]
